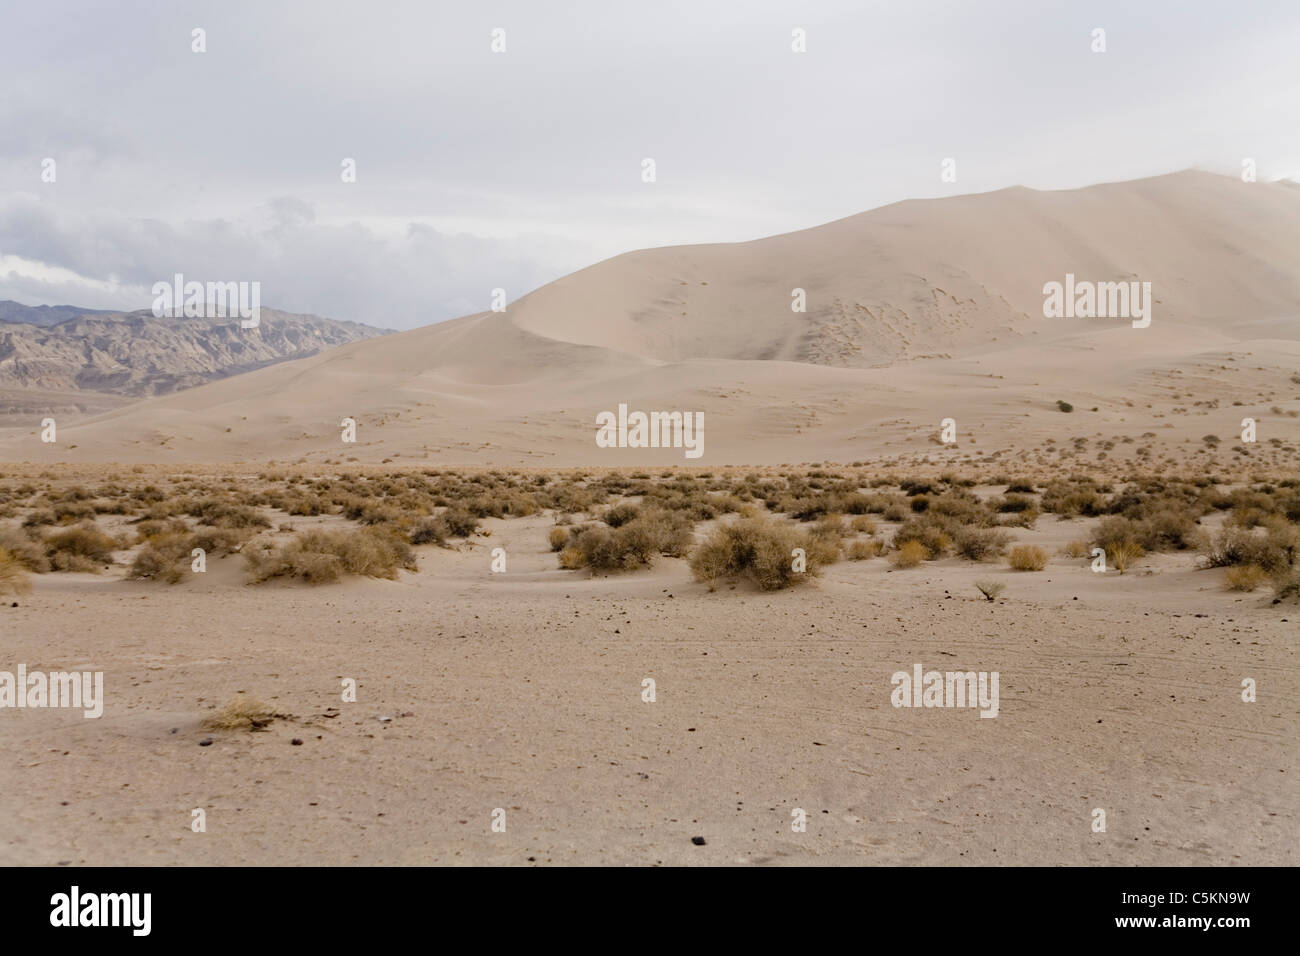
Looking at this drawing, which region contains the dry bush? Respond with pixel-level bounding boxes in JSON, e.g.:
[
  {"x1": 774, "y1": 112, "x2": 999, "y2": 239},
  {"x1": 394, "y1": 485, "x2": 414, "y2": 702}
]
[
  {"x1": 953, "y1": 526, "x2": 1012, "y2": 561},
  {"x1": 44, "y1": 524, "x2": 117, "y2": 572},
  {"x1": 974, "y1": 579, "x2": 1006, "y2": 601},
  {"x1": 548, "y1": 526, "x2": 570, "y2": 551},
  {"x1": 889, "y1": 540, "x2": 928, "y2": 568},
  {"x1": 850, "y1": 515, "x2": 877, "y2": 535},
  {"x1": 128, "y1": 534, "x2": 192, "y2": 584},
  {"x1": 187, "y1": 499, "x2": 270, "y2": 529},
  {"x1": 847, "y1": 538, "x2": 883, "y2": 560},
  {"x1": 1007, "y1": 545, "x2": 1048, "y2": 571},
  {"x1": 0, "y1": 527, "x2": 50, "y2": 572},
  {"x1": 202, "y1": 695, "x2": 278, "y2": 731},
  {"x1": 1060, "y1": 539, "x2": 1090, "y2": 559},
  {"x1": 1198, "y1": 524, "x2": 1295, "y2": 574},
  {"x1": 0, "y1": 548, "x2": 32, "y2": 596},
  {"x1": 1224, "y1": 564, "x2": 1266, "y2": 592},
  {"x1": 1108, "y1": 540, "x2": 1145, "y2": 573},
  {"x1": 560, "y1": 508, "x2": 694, "y2": 572},
  {"x1": 1273, "y1": 569, "x2": 1300, "y2": 602},
  {"x1": 246, "y1": 526, "x2": 415, "y2": 584},
  {"x1": 133, "y1": 518, "x2": 191, "y2": 543},
  {"x1": 689, "y1": 515, "x2": 830, "y2": 590},
  {"x1": 439, "y1": 507, "x2": 479, "y2": 538}
]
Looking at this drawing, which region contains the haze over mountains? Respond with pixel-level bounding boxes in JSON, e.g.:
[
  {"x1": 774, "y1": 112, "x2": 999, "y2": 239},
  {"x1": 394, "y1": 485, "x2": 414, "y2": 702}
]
[{"x1": 3, "y1": 171, "x2": 1298, "y2": 468}]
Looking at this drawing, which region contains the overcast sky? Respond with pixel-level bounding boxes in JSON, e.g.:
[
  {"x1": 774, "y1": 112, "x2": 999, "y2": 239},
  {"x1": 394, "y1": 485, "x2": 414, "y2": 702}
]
[{"x1": 2, "y1": 0, "x2": 1298, "y2": 330}]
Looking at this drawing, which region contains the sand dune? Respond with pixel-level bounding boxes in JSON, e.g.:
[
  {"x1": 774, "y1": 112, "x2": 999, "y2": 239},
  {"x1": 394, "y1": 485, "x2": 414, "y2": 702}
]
[{"x1": 2, "y1": 170, "x2": 1298, "y2": 469}]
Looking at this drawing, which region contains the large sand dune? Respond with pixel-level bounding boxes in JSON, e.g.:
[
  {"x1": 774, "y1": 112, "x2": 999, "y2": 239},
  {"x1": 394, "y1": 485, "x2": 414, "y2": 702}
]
[{"x1": 3, "y1": 171, "x2": 1298, "y2": 469}]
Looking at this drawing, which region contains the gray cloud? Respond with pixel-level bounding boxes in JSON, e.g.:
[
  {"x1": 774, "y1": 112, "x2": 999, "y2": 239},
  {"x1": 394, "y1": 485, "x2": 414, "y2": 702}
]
[{"x1": 1, "y1": 0, "x2": 1297, "y2": 328}]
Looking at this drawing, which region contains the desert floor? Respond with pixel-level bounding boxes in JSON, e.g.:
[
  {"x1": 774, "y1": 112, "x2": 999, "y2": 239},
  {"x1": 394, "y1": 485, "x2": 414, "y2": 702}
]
[{"x1": 1, "y1": 507, "x2": 1294, "y2": 866}]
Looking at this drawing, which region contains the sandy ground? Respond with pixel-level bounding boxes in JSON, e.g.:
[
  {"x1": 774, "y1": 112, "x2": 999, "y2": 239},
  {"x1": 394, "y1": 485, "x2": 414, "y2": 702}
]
[{"x1": 1, "y1": 510, "x2": 1294, "y2": 866}]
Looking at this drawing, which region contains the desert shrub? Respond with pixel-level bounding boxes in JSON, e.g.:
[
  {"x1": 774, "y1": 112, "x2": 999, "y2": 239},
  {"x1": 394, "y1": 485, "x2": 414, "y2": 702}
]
[
  {"x1": 882, "y1": 501, "x2": 909, "y2": 522},
  {"x1": 891, "y1": 516, "x2": 954, "y2": 559},
  {"x1": 439, "y1": 507, "x2": 479, "y2": 538},
  {"x1": 1060, "y1": 540, "x2": 1090, "y2": 558},
  {"x1": 0, "y1": 527, "x2": 50, "y2": 572},
  {"x1": 993, "y1": 493, "x2": 1035, "y2": 513},
  {"x1": 186, "y1": 527, "x2": 252, "y2": 555},
  {"x1": 1007, "y1": 545, "x2": 1048, "y2": 571},
  {"x1": 1273, "y1": 569, "x2": 1300, "y2": 602},
  {"x1": 203, "y1": 695, "x2": 277, "y2": 731},
  {"x1": 974, "y1": 579, "x2": 1005, "y2": 601},
  {"x1": 689, "y1": 515, "x2": 829, "y2": 590},
  {"x1": 133, "y1": 518, "x2": 191, "y2": 543},
  {"x1": 889, "y1": 540, "x2": 928, "y2": 568},
  {"x1": 22, "y1": 508, "x2": 57, "y2": 528},
  {"x1": 1041, "y1": 481, "x2": 1106, "y2": 517},
  {"x1": 1092, "y1": 516, "x2": 1145, "y2": 555},
  {"x1": 847, "y1": 539, "x2": 882, "y2": 560},
  {"x1": 563, "y1": 508, "x2": 694, "y2": 571},
  {"x1": 1006, "y1": 481, "x2": 1036, "y2": 494},
  {"x1": 1198, "y1": 525, "x2": 1295, "y2": 574},
  {"x1": 1108, "y1": 541, "x2": 1144, "y2": 573},
  {"x1": 850, "y1": 515, "x2": 877, "y2": 535},
  {"x1": 187, "y1": 499, "x2": 270, "y2": 529},
  {"x1": 409, "y1": 517, "x2": 447, "y2": 546},
  {"x1": 44, "y1": 524, "x2": 117, "y2": 572},
  {"x1": 1057, "y1": 400, "x2": 1074, "y2": 412},
  {"x1": 953, "y1": 526, "x2": 1012, "y2": 561},
  {"x1": 1224, "y1": 564, "x2": 1266, "y2": 592},
  {"x1": 602, "y1": 502, "x2": 642, "y2": 527},
  {"x1": 246, "y1": 527, "x2": 415, "y2": 584},
  {"x1": 0, "y1": 548, "x2": 31, "y2": 596},
  {"x1": 548, "y1": 527, "x2": 570, "y2": 551},
  {"x1": 128, "y1": 534, "x2": 192, "y2": 584},
  {"x1": 1139, "y1": 508, "x2": 1198, "y2": 551}
]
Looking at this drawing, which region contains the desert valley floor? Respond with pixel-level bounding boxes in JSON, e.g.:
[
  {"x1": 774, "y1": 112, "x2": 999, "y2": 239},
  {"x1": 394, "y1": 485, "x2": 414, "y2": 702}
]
[{"x1": 1, "y1": 473, "x2": 1294, "y2": 866}]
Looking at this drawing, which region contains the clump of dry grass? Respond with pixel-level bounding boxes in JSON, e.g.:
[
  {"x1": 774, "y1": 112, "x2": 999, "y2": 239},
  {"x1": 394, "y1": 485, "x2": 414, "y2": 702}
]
[
  {"x1": 847, "y1": 538, "x2": 883, "y2": 560},
  {"x1": 0, "y1": 548, "x2": 32, "y2": 595},
  {"x1": 558, "y1": 508, "x2": 695, "y2": 572},
  {"x1": 849, "y1": 515, "x2": 877, "y2": 535},
  {"x1": 202, "y1": 694, "x2": 278, "y2": 731},
  {"x1": 44, "y1": 523, "x2": 118, "y2": 572},
  {"x1": 1060, "y1": 539, "x2": 1090, "y2": 558},
  {"x1": 689, "y1": 514, "x2": 833, "y2": 590},
  {"x1": 889, "y1": 540, "x2": 928, "y2": 568},
  {"x1": 129, "y1": 528, "x2": 252, "y2": 583},
  {"x1": 548, "y1": 526, "x2": 570, "y2": 551},
  {"x1": 1108, "y1": 540, "x2": 1145, "y2": 573},
  {"x1": 1224, "y1": 564, "x2": 1266, "y2": 591},
  {"x1": 0, "y1": 527, "x2": 50, "y2": 572},
  {"x1": 246, "y1": 526, "x2": 415, "y2": 584},
  {"x1": 974, "y1": 579, "x2": 1006, "y2": 601},
  {"x1": 1007, "y1": 545, "x2": 1048, "y2": 571}
]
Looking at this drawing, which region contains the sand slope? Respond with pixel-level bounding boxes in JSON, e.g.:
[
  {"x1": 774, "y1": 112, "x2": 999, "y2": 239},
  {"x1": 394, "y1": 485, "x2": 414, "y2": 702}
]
[{"x1": 3, "y1": 171, "x2": 1298, "y2": 468}]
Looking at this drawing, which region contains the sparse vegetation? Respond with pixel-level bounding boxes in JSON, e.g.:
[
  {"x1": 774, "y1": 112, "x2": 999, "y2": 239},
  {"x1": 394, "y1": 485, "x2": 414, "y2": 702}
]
[
  {"x1": 690, "y1": 514, "x2": 833, "y2": 590},
  {"x1": 1007, "y1": 545, "x2": 1048, "y2": 571}
]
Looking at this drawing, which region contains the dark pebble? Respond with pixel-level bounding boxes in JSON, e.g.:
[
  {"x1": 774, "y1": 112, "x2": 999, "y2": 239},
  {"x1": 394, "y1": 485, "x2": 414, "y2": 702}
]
[
  {"x1": 291, "y1": 738, "x2": 303, "y2": 746},
  {"x1": 198, "y1": 737, "x2": 213, "y2": 747},
  {"x1": 691, "y1": 836, "x2": 706, "y2": 846}
]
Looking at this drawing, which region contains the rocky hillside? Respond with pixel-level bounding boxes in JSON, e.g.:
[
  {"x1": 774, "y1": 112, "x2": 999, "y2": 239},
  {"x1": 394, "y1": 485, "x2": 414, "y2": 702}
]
[{"x1": 0, "y1": 304, "x2": 390, "y2": 397}]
